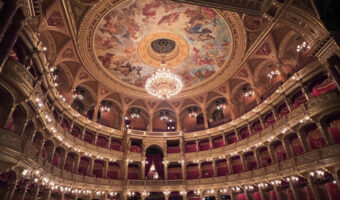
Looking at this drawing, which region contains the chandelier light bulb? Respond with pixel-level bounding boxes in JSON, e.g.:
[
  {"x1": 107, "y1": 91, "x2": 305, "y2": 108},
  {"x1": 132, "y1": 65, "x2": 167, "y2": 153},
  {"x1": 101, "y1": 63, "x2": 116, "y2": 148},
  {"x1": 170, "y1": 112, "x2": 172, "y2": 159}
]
[{"x1": 145, "y1": 61, "x2": 183, "y2": 99}]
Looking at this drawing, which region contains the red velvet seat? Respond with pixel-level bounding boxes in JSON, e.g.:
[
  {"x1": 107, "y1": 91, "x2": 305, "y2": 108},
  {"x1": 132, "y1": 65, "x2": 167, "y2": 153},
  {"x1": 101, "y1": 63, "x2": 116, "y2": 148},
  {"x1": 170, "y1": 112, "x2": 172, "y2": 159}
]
[
  {"x1": 293, "y1": 91, "x2": 307, "y2": 108},
  {"x1": 167, "y1": 146, "x2": 180, "y2": 153},
  {"x1": 278, "y1": 103, "x2": 290, "y2": 118},
  {"x1": 265, "y1": 113, "x2": 276, "y2": 127},
  {"x1": 107, "y1": 171, "x2": 118, "y2": 179},
  {"x1": 199, "y1": 140, "x2": 211, "y2": 151},
  {"x1": 312, "y1": 78, "x2": 336, "y2": 97},
  {"x1": 130, "y1": 145, "x2": 141, "y2": 152},
  {"x1": 329, "y1": 119, "x2": 340, "y2": 143},
  {"x1": 252, "y1": 121, "x2": 263, "y2": 134},
  {"x1": 213, "y1": 137, "x2": 225, "y2": 148},
  {"x1": 185, "y1": 143, "x2": 197, "y2": 153}
]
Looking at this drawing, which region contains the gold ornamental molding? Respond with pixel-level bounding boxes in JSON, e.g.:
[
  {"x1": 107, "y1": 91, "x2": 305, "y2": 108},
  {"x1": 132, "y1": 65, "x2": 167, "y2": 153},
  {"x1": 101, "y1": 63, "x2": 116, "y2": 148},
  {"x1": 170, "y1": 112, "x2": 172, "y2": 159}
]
[
  {"x1": 138, "y1": 32, "x2": 189, "y2": 68},
  {"x1": 77, "y1": 0, "x2": 247, "y2": 100}
]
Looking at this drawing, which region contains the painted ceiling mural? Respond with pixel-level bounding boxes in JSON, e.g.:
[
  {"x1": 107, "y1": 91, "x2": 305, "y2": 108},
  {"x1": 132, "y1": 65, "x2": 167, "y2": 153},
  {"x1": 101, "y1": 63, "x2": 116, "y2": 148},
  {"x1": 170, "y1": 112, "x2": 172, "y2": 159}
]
[{"x1": 94, "y1": 0, "x2": 232, "y2": 88}]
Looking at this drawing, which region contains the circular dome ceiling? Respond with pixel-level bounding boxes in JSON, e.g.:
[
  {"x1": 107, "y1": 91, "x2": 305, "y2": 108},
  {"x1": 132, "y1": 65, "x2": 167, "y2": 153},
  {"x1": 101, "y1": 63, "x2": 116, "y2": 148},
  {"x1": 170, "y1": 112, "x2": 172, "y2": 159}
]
[
  {"x1": 93, "y1": 0, "x2": 232, "y2": 88},
  {"x1": 78, "y1": 0, "x2": 246, "y2": 99}
]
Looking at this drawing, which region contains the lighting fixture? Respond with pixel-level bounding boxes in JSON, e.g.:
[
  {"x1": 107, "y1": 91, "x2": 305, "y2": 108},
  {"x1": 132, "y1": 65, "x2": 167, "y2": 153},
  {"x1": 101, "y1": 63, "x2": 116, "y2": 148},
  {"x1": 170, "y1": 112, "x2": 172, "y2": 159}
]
[
  {"x1": 216, "y1": 98, "x2": 227, "y2": 110},
  {"x1": 188, "y1": 107, "x2": 198, "y2": 117},
  {"x1": 160, "y1": 111, "x2": 169, "y2": 121},
  {"x1": 267, "y1": 70, "x2": 280, "y2": 78},
  {"x1": 130, "y1": 108, "x2": 140, "y2": 119},
  {"x1": 72, "y1": 88, "x2": 84, "y2": 100},
  {"x1": 243, "y1": 87, "x2": 254, "y2": 97},
  {"x1": 100, "y1": 101, "x2": 111, "y2": 112},
  {"x1": 145, "y1": 59, "x2": 183, "y2": 99},
  {"x1": 296, "y1": 40, "x2": 310, "y2": 53}
]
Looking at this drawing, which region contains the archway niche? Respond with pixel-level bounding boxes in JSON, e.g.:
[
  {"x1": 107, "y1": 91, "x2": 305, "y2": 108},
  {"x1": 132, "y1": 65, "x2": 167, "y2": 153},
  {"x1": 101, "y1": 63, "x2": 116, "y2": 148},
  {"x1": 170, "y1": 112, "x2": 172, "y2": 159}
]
[{"x1": 145, "y1": 145, "x2": 164, "y2": 180}]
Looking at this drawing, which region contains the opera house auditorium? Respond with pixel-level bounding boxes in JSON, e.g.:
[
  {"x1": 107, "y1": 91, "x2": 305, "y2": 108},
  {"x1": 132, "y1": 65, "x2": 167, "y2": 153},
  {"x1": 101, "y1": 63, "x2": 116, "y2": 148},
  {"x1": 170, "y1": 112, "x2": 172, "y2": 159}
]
[{"x1": 0, "y1": 0, "x2": 340, "y2": 199}]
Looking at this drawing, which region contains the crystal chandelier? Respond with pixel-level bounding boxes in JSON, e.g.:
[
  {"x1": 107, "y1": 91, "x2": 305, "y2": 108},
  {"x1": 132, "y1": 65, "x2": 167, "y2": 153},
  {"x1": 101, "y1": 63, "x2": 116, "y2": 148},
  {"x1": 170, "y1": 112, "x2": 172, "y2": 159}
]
[
  {"x1": 243, "y1": 87, "x2": 254, "y2": 97},
  {"x1": 160, "y1": 111, "x2": 169, "y2": 121},
  {"x1": 296, "y1": 41, "x2": 310, "y2": 53},
  {"x1": 267, "y1": 70, "x2": 280, "y2": 79},
  {"x1": 145, "y1": 59, "x2": 183, "y2": 99},
  {"x1": 188, "y1": 107, "x2": 198, "y2": 118},
  {"x1": 216, "y1": 98, "x2": 226, "y2": 110},
  {"x1": 100, "y1": 101, "x2": 111, "y2": 112},
  {"x1": 129, "y1": 108, "x2": 140, "y2": 119}
]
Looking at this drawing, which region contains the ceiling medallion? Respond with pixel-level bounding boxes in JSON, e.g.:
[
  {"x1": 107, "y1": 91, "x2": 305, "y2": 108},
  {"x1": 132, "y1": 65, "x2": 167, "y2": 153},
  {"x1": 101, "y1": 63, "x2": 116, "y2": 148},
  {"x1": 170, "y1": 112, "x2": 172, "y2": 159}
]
[{"x1": 145, "y1": 43, "x2": 183, "y2": 99}]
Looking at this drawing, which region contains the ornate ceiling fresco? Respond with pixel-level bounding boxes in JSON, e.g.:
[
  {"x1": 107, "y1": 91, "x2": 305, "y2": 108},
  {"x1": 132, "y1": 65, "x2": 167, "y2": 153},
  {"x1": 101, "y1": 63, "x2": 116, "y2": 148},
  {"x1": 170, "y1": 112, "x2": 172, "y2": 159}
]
[
  {"x1": 37, "y1": 0, "x2": 327, "y2": 123},
  {"x1": 93, "y1": 0, "x2": 232, "y2": 88},
  {"x1": 78, "y1": 0, "x2": 246, "y2": 99}
]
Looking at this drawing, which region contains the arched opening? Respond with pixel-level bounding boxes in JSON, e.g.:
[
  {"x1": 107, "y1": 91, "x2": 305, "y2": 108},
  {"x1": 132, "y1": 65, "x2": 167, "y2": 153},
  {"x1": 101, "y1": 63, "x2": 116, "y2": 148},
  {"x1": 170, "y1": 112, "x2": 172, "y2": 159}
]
[
  {"x1": 287, "y1": 133, "x2": 304, "y2": 156},
  {"x1": 185, "y1": 141, "x2": 197, "y2": 153},
  {"x1": 168, "y1": 163, "x2": 182, "y2": 180},
  {"x1": 96, "y1": 135, "x2": 109, "y2": 148},
  {"x1": 302, "y1": 123, "x2": 326, "y2": 150},
  {"x1": 52, "y1": 147, "x2": 66, "y2": 168},
  {"x1": 226, "y1": 132, "x2": 237, "y2": 144},
  {"x1": 0, "y1": 86, "x2": 14, "y2": 127},
  {"x1": 93, "y1": 160, "x2": 105, "y2": 178},
  {"x1": 324, "y1": 113, "x2": 340, "y2": 143},
  {"x1": 64, "y1": 152, "x2": 77, "y2": 173},
  {"x1": 252, "y1": 120, "x2": 263, "y2": 134},
  {"x1": 198, "y1": 139, "x2": 211, "y2": 151},
  {"x1": 98, "y1": 100, "x2": 122, "y2": 129},
  {"x1": 216, "y1": 159, "x2": 228, "y2": 176},
  {"x1": 259, "y1": 147, "x2": 271, "y2": 167},
  {"x1": 107, "y1": 162, "x2": 120, "y2": 179},
  {"x1": 186, "y1": 163, "x2": 199, "y2": 179},
  {"x1": 238, "y1": 126, "x2": 250, "y2": 140},
  {"x1": 309, "y1": 72, "x2": 336, "y2": 97},
  {"x1": 32, "y1": 132, "x2": 44, "y2": 150},
  {"x1": 125, "y1": 107, "x2": 148, "y2": 131},
  {"x1": 145, "y1": 192, "x2": 165, "y2": 200},
  {"x1": 230, "y1": 156, "x2": 243, "y2": 174},
  {"x1": 22, "y1": 121, "x2": 34, "y2": 141},
  {"x1": 78, "y1": 157, "x2": 91, "y2": 176},
  {"x1": 153, "y1": 110, "x2": 176, "y2": 132},
  {"x1": 145, "y1": 145, "x2": 164, "y2": 180},
  {"x1": 41, "y1": 140, "x2": 54, "y2": 160},
  {"x1": 127, "y1": 163, "x2": 140, "y2": 180},
  {"x1": 273, "y1": 141, "x2": 287, "y2": 162},
  {"x1": 10, "y1": 105, "x2": 27, "y2": 134},
  {"x1": 292, "y1": 90, "x2": 307, "y2": 108},
  {"x1": 244, "y1": 152, "x2": 257, "y2": 170},
  {"x1": 201, "y1": 161, "x2": 214, "y2": 178}
]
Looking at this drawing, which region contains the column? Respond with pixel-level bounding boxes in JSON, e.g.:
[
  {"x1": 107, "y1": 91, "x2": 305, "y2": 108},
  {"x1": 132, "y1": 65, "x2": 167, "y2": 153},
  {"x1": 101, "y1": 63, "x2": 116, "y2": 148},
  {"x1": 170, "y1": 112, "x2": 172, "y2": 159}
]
[
  {"x1": 4, "y1": 179, "x2": 17, "y2": 200},
  {"x1": 49, "y1": 146, "x2": 56, "y2": 163},
  {"x1": 234, "y1": 128, "x2": 240, "y2": 141},
  {"x1": 259, "y1": 116, "x2": 265, "y2": 130},
  {"x1": 94, "y1": 133, "x2": 98, "y2": 145},
  {"x1": 176, "y1": 112, "x2": 181, "y2": 131},
  {"x1": 288, "y1": 182, "x2": 299, "y2": 200},
  {"x1": 254, "y1": 150, "x2": 262, "y2": 168},
  {"x1": 198, "y1": 162, "x2": 202, "y2": 178},
  {"x1": 92, "y1": 104, "x2": 100, "y2": 122},
  {"x1": 281, "y1": 140, "x2": 291, "y2": 158},
  {"x1": 148, "y1": 113, "x2": 153, "y2": 131},
  {"x1": 141, "y1": 158, "x2": 145, "y2": 180},
  {"x1": 241, "y1": 155, "x2": 247, "y2": 171},
  {"x1": 61, "y1": 152, "x2": 68, "y2": 170},
  {"x1": 209, "y1": 136, "x2": 212, "y2": 149},
  {"x1": 222, "y1": 133, "x2": 226, "y2": 146},
  {"x1": 268, "y1": 145, "x2": 276, "y2": 164},
  {"x1": 46, "y1": 189, "x2": 52, "y2": 200},
  {"x1": 0, "y1": 8, "x2": 24, "y2": 69},
  {"x1": 0, "y1": 1, "x2": 17, "y2": 41},
  {"x1": 227, "y1": 158, "x2": 232, "y2": 174},
  {"x1": 247, "y1": 123, "x2": 253, "y2": 135},
  {"x1": 89, "y1": 158, "x2": 94, "y2": 176},
  {"x1": 203, "y1": 110, "x2": 209, "y2": 129},
  {"x1": 2, "y1": 104, "x2": 16, "y2": 129},
  {"x1": 19, "y1": 120, "x2": 29, "y2": 136},
  {"x1": 316, "y1": 122, "x2": 333, "y2": 145},
  {"x1": 307, "y1": 178, "x2": 321, "y2": 200},
  {"x1": 300, "y1": 83, "x2": 311, "y2": 102},
  {"x1": 32, "y1": 183, "x2": 40, "y2": 200},
  {"x1": 18, "y1": 180, "x2": 29, "y2": 200},
  {"x1": 74, "y1": 156, "x2": 81, "y2": 174},
  {"x1": 273, "y1": 185, "x2": 283, "y2": 200},
  {"x1": 212, "y1": 159, "x2": 217, "y2": 177},
  {"x1": 104, "y1": 160, "x2": 108, "y2": 178},
  {"x1": 108, "y1": 137, "x2": 112, "y2": 149},
  {"x1": 297, "y1": 130, "x2": 311, "y2": 152},
  {"x1": 258, "y1": 188, "x2": 265, "y2": 200},
  {"x1": 164, "y1": 160, "x2": 168, "y2": 180},
  {"x1": 284, "y1": 97, "x2": 293, "y2": 112},
  {"x1": 182, "y1": 162, "x2": 186, "y2": 180},
  {"x1": 326, "y1": 56, "x2": 340, "y2": 91}
]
